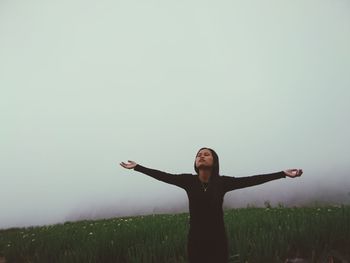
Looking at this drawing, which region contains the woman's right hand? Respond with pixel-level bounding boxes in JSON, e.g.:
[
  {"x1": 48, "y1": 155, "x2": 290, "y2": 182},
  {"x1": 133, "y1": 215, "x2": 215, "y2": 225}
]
[{"x1": 120, "y1": 160, "x2": 137, "y2": 169}]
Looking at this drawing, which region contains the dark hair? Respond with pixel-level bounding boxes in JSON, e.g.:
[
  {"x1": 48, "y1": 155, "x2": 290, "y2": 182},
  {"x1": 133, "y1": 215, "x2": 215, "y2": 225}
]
[{"x1": 194, "y1": 147, "x2": 220, "y2": 178}]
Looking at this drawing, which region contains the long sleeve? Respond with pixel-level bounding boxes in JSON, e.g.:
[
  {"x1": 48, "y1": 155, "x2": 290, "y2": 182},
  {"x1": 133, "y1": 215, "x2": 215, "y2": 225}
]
[
  {"x1": 221, "y1": 171, "x2": 286, "y2": 193},
  {"x1": 133, "y1": 164, "x2": 189, "y2": 190}
]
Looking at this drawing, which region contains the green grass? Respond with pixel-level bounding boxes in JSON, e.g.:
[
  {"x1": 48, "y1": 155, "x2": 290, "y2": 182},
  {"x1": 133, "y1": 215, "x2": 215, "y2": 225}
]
[{"x1": 0, "y1": 204, "x2": 349, "y2": 263}]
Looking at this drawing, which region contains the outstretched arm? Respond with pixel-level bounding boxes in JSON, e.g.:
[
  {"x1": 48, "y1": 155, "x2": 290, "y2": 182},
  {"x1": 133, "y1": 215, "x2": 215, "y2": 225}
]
[
  {"x1": 221, "y1": 168, "x2": 303, "y2": 193},
  {"x1": 120, "y1": 160, "x2": 189, "y2": 190},
  {"x1": 222, "y1": 170, "x2": 286, "y2": 193},
  {"x1": 133, "y1": 164, "x2": 189, "y2": 189}
]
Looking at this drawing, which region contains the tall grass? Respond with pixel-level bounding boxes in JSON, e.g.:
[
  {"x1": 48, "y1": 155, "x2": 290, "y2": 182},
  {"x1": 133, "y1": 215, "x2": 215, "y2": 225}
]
[{"x1": 0, "y1": 204, "x2": 349, "y2": 263}]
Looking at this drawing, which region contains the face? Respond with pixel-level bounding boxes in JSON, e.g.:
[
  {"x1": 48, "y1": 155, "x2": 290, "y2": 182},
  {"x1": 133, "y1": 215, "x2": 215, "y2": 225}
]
[{"x1": 195, "y1": 148, "x2": 214, "y2": 169}]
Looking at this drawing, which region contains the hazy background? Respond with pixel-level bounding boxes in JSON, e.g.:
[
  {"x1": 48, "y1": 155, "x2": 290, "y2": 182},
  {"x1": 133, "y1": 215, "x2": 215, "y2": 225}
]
[{"x1": 1, "y1": 0, "x2": 349, "y2": 230}]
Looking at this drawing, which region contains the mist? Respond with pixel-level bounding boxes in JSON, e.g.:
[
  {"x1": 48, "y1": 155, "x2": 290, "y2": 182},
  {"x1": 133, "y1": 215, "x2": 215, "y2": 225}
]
[{"x1": 1, "y1": 0, "x2": 349, "y2": 230}]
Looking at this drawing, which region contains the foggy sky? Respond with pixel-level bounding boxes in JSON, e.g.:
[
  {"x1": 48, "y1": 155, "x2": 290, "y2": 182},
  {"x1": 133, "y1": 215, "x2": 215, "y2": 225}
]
[{"x1": 1, "y1": 0, "x2": 350, "y2": 230}]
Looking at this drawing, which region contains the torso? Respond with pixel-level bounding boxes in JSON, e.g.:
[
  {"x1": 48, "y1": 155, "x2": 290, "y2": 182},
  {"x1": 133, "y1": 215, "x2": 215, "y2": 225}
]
[{"x1": 185, "y1": 175, "x2": 226, "y2": 239}]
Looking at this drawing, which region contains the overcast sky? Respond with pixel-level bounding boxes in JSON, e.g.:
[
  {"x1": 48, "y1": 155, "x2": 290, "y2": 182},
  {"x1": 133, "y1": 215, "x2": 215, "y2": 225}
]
[{"x1": 1, "y1": 0, "x2": 349, "y2": 230}]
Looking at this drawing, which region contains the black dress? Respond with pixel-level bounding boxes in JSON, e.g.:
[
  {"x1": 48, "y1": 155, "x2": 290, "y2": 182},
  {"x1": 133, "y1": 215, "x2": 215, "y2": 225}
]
[{"x1": 133, "y1": 164, "x2": 286, "y2": 263}]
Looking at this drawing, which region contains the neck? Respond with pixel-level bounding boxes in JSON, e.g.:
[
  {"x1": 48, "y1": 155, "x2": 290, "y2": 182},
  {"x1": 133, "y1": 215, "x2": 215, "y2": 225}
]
[{"x1": 198, "y1": 168, "x2": 212, "y2": 183}]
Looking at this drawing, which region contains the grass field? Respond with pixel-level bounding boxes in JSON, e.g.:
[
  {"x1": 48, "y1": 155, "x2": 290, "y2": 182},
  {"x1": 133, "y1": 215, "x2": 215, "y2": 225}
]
[{"x1": 0, "y1": 204, "x2": 349, "y2": 263}]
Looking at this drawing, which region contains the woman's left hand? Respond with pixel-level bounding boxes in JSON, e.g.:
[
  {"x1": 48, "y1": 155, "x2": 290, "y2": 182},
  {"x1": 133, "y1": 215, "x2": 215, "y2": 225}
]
[{"x1": 283, "y1": 169, "x2": 303, "y2": 178}]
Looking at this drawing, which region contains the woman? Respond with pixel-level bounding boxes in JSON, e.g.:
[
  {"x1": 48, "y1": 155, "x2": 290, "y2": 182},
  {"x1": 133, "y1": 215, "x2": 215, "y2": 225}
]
[{"x1": 119, "y1": 147, "x2": 303, "y2": 263}]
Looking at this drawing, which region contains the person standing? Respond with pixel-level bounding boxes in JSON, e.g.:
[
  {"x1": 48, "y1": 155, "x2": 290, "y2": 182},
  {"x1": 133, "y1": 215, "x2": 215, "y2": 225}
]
[{"x1": 120, "y1": 147, "x2": 303, "y2": 263}]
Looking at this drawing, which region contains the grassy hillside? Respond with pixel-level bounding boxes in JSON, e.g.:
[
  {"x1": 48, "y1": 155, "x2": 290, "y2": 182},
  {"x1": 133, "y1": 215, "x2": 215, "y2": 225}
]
[{"x1": 1, "y1": 205, "x2": 349, "y2": 263}]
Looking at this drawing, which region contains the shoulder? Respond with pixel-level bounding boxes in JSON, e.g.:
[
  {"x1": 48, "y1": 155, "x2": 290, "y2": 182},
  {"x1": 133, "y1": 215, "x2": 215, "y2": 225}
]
[
  {"x1": 218, "y1": 175, "x2": 237, "y2": 184},
  {"x1": 219, "y1": 175, "x2": 236, "y2": 179},
  {"x1": 183, "y1": 173, "x2": 195, "y2": 178},
  {"x1": 172, "y1": 173, "x2": 194, "y2": 179},
  {"x1": 182, "y1": 173, "x2": 197, "y2": 183}
]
